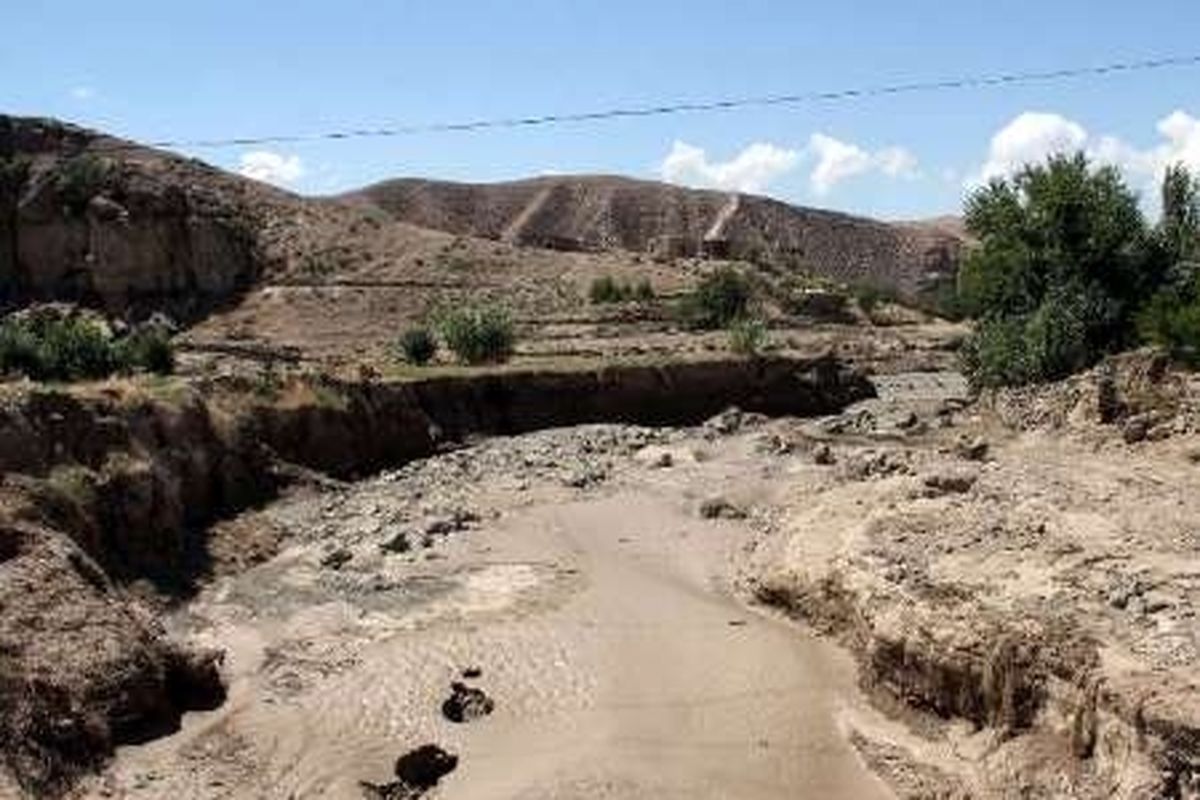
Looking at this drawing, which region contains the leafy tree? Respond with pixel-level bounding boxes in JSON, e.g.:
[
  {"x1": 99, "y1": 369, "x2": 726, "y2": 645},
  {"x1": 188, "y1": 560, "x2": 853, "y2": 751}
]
[
  {"x1": 957, "y1": 154, "x2": 1168, "y2": 387},
  {"x1": 1160, "y1": 163, "x2": 1200, "y2": 265}
]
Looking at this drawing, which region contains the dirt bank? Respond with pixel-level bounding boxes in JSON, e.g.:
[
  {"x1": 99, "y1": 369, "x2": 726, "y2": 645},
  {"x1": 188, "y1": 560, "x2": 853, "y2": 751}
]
[
  {"x1": 0, "y1": 353, "x2": 872, "y2": 797},
  {"x1": 753, "y1": 359, "x2": 1200, "y2": 798}
]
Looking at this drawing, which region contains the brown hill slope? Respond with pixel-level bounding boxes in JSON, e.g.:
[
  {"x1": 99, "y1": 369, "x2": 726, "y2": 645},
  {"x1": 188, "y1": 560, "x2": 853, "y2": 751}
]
[
  {"x1": 344, "y1": 175, "x2": 965, "y2": 296},
  {"x1": 0, "y1": 115, "x2": 298, "y2": 316},
  {"x1": 1, "y1": 115, "x2": 966, "y2": 369}
]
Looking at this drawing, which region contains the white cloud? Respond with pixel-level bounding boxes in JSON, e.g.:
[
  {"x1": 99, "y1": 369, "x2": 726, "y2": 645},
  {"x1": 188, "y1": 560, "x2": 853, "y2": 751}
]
[
  {"x1": 1094, "y1": 110, "x2": 1200, "y2": 185},
  {"x1": 238, "y1": 151, "x2": 305, "y2": 186},
  {"x1": 659, "y1": 141, "x2": 800, "y2": 193},
  {"x1": 807, "y1": 133, "x2": 920, "y2": 195},
  {"x1": 970, "y1": 110, "x2": 1200, "y2": 203},
  {"x1": 973, "y1": 112, "x2": 1088, "y2": 185},
  {"x1": 70, "y1": 86, "x2": 96, "y2": 101}
]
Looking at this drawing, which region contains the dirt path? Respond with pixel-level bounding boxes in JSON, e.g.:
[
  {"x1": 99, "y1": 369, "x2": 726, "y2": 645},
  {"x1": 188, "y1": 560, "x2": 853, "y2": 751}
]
[{"x1": 87, "y1": 424, "x2": 892, "y2": 799}]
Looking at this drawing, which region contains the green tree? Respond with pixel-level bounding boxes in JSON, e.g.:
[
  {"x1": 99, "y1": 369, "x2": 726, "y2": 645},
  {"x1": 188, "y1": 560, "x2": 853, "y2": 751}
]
[
  {"x1": 957, "y1": 154, "x2": 1165, "y2": 387},
  {"x1": 1160, "y1": 163, "x2": 1200, "y2": 265}
]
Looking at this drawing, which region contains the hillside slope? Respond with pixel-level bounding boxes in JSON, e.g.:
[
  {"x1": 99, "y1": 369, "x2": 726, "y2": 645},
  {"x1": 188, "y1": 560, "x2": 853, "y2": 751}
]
[
  {"x1": 0, "y1": 116, "x2": 295, "y2": 316},
  {"x1": 344, "y1": 175, "x2": 965, "y2": 296}
]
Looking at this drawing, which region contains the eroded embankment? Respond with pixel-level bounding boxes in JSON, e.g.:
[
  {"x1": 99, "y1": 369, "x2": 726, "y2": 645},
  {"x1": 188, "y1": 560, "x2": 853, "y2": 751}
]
[
  {"x1": 751, "y1": 358, "x2": 1200, "y2": 799},
  {"x1": 0, "y1": 354, "x2": 872, "y2": 797}
]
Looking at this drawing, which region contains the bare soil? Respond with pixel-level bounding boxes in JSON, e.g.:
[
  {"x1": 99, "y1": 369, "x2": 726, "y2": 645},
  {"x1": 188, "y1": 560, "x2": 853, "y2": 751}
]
[{"x1": 70, "y1": 356, "x2": 1200, "y2": 800}]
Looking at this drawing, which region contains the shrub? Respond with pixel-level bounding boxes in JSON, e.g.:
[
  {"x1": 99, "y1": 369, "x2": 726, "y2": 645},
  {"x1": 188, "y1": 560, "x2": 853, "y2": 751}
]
[
  {"x1": 436, "y1": 306, "x2": 515, "y2": 365},
  {"x1": 589, "y1": 276, "x2": 654, "y2": 304},
  {"x1": 851, "y1": 282, "x2": 897, "y2": 314},
  {"x1": 396, "y1": 326, "x2": 437, "y2": 365},
  {"x1": 1138, "y1": 265, "x2": 1200, "y2": 366},
  {"x1": 589, "y1": 276, "x2": 627, "y2": 304},
  {"x1": 115, "y1": 328, "x2": 176, "y2": 375},
  {"x1": 678, "y1": 267, "x2": 753, "y2": 330},
  {"x1": 56, "y1": 155, "x2": 111, "y2": 215},
  {"x1": 728, "y1": 317, "x2": 767, "y2": 357},
  {"x1": 0, "y1": 314, "x2": 174, "y2": 382},
  {"x1": 959, "y1": 291, "x2": 1090, "y2": 389},
  {"x1": 959, "y1": 316, "x2": 1029, "y2": 389}
]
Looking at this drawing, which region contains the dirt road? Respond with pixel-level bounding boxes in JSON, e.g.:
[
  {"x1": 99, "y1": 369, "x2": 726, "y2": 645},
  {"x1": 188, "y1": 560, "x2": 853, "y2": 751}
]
[{"x1": 88, "y1": 424, "x2": 891, "y2": 799}]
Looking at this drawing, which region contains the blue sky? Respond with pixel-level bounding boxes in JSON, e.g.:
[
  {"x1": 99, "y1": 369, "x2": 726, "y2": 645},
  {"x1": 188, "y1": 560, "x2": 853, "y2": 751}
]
[{"x1": 3, "y1": 1, "x2": 1199, "y2": 219}]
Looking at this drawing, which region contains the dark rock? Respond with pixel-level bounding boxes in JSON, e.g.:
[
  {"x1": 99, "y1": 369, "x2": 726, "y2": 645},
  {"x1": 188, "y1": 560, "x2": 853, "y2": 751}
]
[
  {"x1": 394, "y1": 744, "x2": 459, "y2": 788},
  {"x1": 423, "y1": 510, "x2": 479, "y2": 537},
  {"x1": 441, "y1": 682, "x2": 495, "y2": 723},
  {"x1": 461, "y1": 667, "x2": 483, "y2": 679},
  {"x1": 954, "y1": 437, "x2": 989, "y2": 462},
  {"x1": 812, "y1": 444, "x2": 836, "y2": 465},
  {"x1": 320, "y1": 548, "x2": 353, "y2": 570},
  {"x1": 921, "y1": 469, "x2": 978, "y2": 497},
  {"x1": 1122, "y1": 416, "x2": 1150, "y2": 444},
  {"x1": 704, "y1": 407, "x2": 767, "y2": 437},
  {"x1": 700, "y1": 497, "x2": 747, "y2": 520},
  {"x1": 379, "y1": 532, "x2": 411, "y2": 554}
]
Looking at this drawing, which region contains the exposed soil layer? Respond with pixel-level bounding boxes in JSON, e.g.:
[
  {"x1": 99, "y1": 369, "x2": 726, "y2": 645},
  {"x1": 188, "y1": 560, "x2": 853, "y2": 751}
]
[
  {"x1": 752, "y1": 357, "x2": 1200, "y2": 798},
  {"x1": 0, "y1": 353, "x2": 872, "y2": 797}
]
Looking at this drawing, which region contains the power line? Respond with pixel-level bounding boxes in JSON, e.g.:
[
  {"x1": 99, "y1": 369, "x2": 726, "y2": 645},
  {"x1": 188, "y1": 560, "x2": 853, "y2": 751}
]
[{"x1": 101, "y1": 53, "x2": 1200, "y2": 152}]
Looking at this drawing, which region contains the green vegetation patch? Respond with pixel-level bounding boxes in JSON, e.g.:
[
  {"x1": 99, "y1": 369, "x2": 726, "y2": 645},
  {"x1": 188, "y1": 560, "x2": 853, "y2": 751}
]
[
  {"x1": 0, "y1": 313, "x2": 174, "y2": 382},
  {"x1": 677, "y1": 266, "x2": 754, "y2": 330},
  {"x1": 589, "y1": 276, "x2": 655, "y2": 304},
  {"x1": 947, "y1": 154, "x2": 1200, "y2": 388},
  {"x1": 433, "y1": 305, "x2": 516, "y2": 365}
]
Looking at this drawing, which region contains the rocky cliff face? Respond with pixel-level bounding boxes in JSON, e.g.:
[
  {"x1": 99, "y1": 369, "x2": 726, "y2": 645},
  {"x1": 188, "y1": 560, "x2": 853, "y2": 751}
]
[{"x1": 0, "y1": 116, "x2": 271, "y2": 318}]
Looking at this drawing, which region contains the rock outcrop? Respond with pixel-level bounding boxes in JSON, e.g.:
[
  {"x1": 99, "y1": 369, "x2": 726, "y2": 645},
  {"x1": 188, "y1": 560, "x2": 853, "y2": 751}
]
[{"x1": 0, "y1": 116, "x2": 281, "y2": 317}]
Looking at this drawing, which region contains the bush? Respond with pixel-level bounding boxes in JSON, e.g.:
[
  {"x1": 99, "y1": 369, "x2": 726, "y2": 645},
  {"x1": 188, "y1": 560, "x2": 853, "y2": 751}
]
[
  {"x1": 960, "y1": 292, "x2": 1090, "y2": 389},
  {"x1": 678, "y1": 267, "x2": 753, "y2": 330},
  {"x1": 396, "y1": 327, "x2": 436, "y2": 365},
  {"x1": 589, "y1": 276, "x2": 626, "y2": 304},
  {"x1": 436, "y1": 306, "x2": 515, "y2": 365},
  {"x1": 115, "y1": 328, "x2": 176, "y2": 375},
  {"x1": 589, "y1": 276, "x2": 655, "y2": 304},
  {"x1": 0, "y1": 314, "x2": 174, "y2": 382},
  {"x1": 959, "y1": 316, "x2": 1029, "y2": 389},
  {"x1": 728, "y1": 317, "x2": 767, "y2": 357},
  {"x1": 1138, "y1": 265, "x2": 1200, "y2": 366},
  {"x1": 852, "y1": 282, "x2": 897, "y2": 314},
  {"x1": 56, "y1": 155, "x2": 111, "y2": 215}
]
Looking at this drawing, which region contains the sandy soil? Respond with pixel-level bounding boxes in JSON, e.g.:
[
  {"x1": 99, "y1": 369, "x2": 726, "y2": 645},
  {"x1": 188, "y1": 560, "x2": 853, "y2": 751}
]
[
  {"x1": 74, "y1": 358, "x2": 1200, "y2": 799},
  {"x1": 81, "y1": 422, "x2": 895, "y2": 799}
]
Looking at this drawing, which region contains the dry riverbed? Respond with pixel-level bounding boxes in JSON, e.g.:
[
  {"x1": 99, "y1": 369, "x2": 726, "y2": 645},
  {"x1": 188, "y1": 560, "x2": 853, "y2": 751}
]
[{"x1": 79, "y1": 360, "x2": 1200, "y2": 799}]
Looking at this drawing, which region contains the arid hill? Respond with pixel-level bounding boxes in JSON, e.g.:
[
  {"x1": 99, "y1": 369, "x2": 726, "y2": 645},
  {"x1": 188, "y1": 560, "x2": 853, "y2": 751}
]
[
  {"x1": 344, "y1": 175, "x2": 965, "y2": 296},
  {"x1": 2, "y1": 115, "x2": 965, "y2": 328}
]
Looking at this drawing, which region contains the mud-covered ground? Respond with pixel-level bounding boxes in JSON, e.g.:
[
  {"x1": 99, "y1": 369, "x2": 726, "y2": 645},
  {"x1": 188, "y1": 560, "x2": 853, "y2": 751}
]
[{"x1": 78, "y1": 361, "x2": 1200, "y2": 799}]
